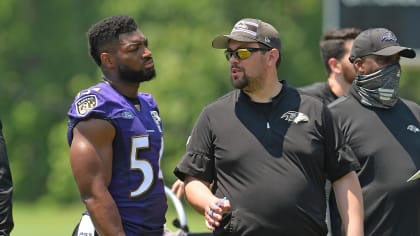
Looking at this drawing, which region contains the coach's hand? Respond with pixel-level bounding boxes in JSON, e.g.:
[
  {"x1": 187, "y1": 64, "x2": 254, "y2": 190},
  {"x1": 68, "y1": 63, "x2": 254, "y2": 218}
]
[{"x1": 205, "y1": 197, "x2": 230, "y2": 231}]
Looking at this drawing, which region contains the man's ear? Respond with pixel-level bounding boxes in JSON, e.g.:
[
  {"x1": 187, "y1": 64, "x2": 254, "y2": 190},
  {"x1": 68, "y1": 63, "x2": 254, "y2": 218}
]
[
  {"x1": 328, "y1": 57, "x2": 340, "y2": 74},
  {"x1": 352, "y1": 58, "x2": 363, "y2": 74},
  {"x1": 100, "y1": 52, "x2": 115, "y2": 69},
  {"x1": 268, "y1": 49, "x2": 280, "y2": 66}
]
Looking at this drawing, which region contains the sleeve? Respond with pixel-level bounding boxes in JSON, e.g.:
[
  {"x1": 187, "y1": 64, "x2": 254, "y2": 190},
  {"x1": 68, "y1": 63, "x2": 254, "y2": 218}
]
[
  {"x1": 67, "y1": 88, "x2": 115, "y2": 145},
  {"x1": 322, "y1": 106, "x2": 360, "y2": 182},
  {"x1": 174, "y1": 108, "x2": 215, "y2": 183},
  {"x1": 0, "y1": 121, "x2": 14, "y2": 235},
  {"x1": 67, "y1": 90, "x2": 110, "y2": 120}
]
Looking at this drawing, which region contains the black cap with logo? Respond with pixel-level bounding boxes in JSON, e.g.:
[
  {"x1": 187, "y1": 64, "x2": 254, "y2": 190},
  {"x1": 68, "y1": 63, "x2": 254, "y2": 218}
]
[
  {"x1": 349, "y1": 28, "x2": 416, "y2": 62},
  {"x1": 212, "y1": 18, "x2": 281, "y2": 51}
]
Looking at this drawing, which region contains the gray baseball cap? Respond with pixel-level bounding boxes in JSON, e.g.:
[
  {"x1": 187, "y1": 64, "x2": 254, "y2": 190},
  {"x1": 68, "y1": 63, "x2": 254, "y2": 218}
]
[
  {"x1": 349, "y1": 28, "x2": 416, "y2": 62},
  {"x1": 212, "y1": 18, "x2": 281, "y2": 50}
]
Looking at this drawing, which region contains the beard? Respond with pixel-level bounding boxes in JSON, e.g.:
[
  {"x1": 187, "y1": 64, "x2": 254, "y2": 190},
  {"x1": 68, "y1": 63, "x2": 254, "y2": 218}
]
[
  {"x1": 342, "y1": 63, "x2": 356, "y2": 85},
  {"x1": 231, "y1": 75, "x2": 249, "y2": 89},
  {"x1": 118, "y1": 62, "x2": 156, "y2": 83},
  {"x1": 231, "y1": 67, "x2": 249, "y2": 89}
]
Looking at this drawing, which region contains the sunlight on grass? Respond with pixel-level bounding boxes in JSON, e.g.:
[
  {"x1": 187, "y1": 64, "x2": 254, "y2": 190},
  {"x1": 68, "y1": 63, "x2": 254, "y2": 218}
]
[
  {"x1": 12, "y1": 200, "x2": 208, "y2": 235},
  {"x1": 166, "y1": 198, "x2": 209, "y2": 234}
]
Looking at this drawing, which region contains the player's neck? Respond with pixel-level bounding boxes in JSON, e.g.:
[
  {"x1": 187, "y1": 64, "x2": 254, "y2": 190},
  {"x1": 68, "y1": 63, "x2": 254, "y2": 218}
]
[{"x1": 103, "y1": 76, "x2": 140, "y2": 99}]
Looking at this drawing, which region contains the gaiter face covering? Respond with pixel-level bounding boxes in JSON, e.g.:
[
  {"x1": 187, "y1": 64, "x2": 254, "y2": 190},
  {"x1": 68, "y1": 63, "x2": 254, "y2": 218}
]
[{"x1": 353, "y1": 63, "x2": 401, "y2": 109}]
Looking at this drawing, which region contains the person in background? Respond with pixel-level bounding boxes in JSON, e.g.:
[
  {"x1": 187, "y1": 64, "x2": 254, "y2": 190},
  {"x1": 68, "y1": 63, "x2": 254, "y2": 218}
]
[
  {"x1": 299, "y1": 27, "x2": 361, "y2": 104},
  {"x1": 328, "y1": 27, "x2": 420, "y2": 236},
  {"x1": 0, "y1": 120, "x2": 13, "y2": 236},
  {"x1": 171, "y1": 179, "x2": 185, "y2": 199},
  {"x1": 174, "y1": 18, "x2": 364, "y2": 236},
  {"x1": 68, "y1": 15, "x2": 167, "y2": 236},
  {"x1": 299, "y1": 27, "x2": 361, "y2": 236}
]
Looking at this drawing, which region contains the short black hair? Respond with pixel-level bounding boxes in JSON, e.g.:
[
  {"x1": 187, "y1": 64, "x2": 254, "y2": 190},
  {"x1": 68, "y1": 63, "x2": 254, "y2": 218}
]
[
  {"x1": 320, "y1": 27, "x2": 361, "y2": 74},
  {"x1": 87, "y1": 15, "x2": 138, "y2": 66}
]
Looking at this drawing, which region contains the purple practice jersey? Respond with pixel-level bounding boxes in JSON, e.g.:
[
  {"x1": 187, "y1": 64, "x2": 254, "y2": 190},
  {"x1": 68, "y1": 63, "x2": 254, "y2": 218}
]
[{"x1": 67, "y1": 81, "x2": 167, "y2": 234}]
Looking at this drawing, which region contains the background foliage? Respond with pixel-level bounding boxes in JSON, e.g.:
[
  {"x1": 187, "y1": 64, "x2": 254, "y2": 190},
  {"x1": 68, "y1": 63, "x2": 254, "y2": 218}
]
[{"x1": 1, "y1": 0, "x2": 418, "y2": 207}]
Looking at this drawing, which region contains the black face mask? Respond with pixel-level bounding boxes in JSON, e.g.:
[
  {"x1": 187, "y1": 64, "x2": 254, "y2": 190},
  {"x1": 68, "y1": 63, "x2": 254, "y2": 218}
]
[
  {"x1": 352, "y1": 63, "x2": 401, "y2": 109},
  {"x1": 117, "y1": 63, "x2": 156, "y2": 83}
]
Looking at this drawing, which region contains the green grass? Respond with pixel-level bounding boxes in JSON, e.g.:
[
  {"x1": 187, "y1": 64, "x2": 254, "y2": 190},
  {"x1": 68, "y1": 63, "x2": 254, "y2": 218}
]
[
  {"x1": 166, "y1": 198, "x2": 208, "y2": 233},
  {"x1": 12, "y1": 200, "x2": 208, "y2": 235},
  {"x1": 12, "y1": 203, "x2": 85, "y2": 235}
]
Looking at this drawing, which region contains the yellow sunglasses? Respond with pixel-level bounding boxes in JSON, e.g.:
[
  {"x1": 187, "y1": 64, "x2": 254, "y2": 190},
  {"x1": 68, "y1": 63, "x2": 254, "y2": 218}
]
[{"x1": 224, "y1": 47, "x2": 271, "y2": 61}]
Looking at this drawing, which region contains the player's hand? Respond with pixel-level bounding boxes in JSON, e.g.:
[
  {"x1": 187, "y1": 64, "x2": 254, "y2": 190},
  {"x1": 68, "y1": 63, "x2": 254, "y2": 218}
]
[
  {"x1": 204, "y1": 197, "x2": 230, "y2": 231},
  {"x1": 171, "y1": 179, "x2": 185, "y2": 199}
]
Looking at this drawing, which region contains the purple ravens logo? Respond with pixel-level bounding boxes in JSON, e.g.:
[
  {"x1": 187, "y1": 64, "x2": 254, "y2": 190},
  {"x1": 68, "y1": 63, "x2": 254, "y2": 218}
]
[
  {"x1": 381, "y1": 31, "x2": 398, "y2": 43},
  {"x1": 76, "y1": 95, "x2": 97, "y2": 116},
  {"x1": 281, "y1": 111, "x2": 309, "y2": 124}
]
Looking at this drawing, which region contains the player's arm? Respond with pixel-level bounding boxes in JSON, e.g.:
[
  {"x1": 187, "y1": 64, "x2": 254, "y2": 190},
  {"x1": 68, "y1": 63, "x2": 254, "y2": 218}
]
[
  {"x1": 70, "y1": 118, "x2": 125, "y2": 236},
  {"x1": 184, "y1": 176, "x2": 230, "y2": 231},
  {"x1": 332, "y1": 171, "x2": 364, "y2": 236}
]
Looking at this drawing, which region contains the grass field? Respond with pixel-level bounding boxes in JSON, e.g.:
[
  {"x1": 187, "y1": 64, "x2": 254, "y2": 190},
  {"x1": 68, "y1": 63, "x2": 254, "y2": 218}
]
[{"x1": 12, "y1": 200, "x2": 208, "y2": 235}]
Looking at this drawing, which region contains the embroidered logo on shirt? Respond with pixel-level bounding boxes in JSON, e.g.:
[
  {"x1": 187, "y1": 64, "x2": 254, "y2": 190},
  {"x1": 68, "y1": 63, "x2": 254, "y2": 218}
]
[
  {"x1": 150, "y1": 110, "x2": 162, "y2": 133},
  {"x1": 407, "y1": 124, "x2": 419, "y2": 133},
  {"x1": 120, "y1": 111, "x2": 135, "y2": 119},
  {"x1": 76, "y1": 95, "x2": 97, "y2": 116},
  {"x1": 281, "y1": 111, "x2": 309, "y2": 124}
]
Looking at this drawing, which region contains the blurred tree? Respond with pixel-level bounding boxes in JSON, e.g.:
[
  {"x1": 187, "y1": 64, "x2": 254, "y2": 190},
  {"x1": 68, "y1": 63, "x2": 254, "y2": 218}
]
[{"x1": 0, "y1": 0, "x2": 102, "y2": 201}]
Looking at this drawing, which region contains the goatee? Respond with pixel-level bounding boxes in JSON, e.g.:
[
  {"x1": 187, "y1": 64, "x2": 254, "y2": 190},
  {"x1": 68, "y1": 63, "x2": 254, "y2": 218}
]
[{"x1": 231, "y1": 74, "x2": 249, "y2": 89}]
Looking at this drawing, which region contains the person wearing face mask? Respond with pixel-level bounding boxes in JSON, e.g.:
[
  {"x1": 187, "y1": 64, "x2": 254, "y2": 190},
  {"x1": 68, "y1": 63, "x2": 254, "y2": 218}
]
[{"x1": 328, "y1": 28, "x2": 420, "y2": 236}]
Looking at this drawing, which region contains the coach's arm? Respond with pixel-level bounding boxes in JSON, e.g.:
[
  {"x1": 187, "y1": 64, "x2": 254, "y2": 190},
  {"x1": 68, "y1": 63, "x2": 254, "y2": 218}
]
[
  {"x1": 184, "y1": 176, "x2": 230, "y2": 231},
  {"x1": 332, "y1": 171, "x2": 364, "y2": 236}
]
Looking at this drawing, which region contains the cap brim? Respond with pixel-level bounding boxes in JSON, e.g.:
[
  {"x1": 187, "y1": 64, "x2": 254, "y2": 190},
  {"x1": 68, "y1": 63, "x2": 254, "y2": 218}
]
[
  {"x1": 212, "y1": 34, "x2": 257, "y2": 49},
  {"x1": 373, "y1": 46, "x2": 416, "y2": 58}
]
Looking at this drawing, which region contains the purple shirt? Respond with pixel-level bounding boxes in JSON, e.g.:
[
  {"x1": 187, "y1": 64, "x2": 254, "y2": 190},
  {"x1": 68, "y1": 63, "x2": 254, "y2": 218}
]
[{"x1": 67, "y1": 82, "x2": 167, "y2": 234}]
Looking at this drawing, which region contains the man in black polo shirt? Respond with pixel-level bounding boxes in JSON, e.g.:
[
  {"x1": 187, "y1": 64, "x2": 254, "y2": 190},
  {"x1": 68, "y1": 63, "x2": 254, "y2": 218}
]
[
  {"x1": 174, "y1": 18, "x2": 363, "y2": 236},
  {"x1": 328, "y1": 28, "x2": 420, "y2": 236},
  {"x1": 299, "y1": 27, "x2": 361, "y2": 236},
  {"x1": 0, "y1": 120, "x2": 13, "y2": 235}
]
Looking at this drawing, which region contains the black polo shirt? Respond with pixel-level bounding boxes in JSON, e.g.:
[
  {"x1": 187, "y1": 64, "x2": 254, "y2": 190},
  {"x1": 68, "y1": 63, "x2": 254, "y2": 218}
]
[
  {"x1": 299, "y1": 82, "x2": 338, "y2": 105},
  {"x1": 0, "y1": 120, "x2": 14, "y2": 235},
  {"x1": 328, "y1": 88, "x2": 420, "y2": 236},
  {"x1": 175, "y1": 81, "x2": 359, "y2": 236}
]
